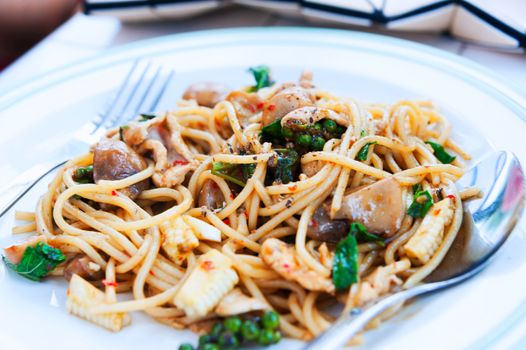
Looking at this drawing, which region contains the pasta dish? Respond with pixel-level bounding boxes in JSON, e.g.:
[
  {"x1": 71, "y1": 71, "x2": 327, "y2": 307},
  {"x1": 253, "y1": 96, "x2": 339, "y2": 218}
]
[{"x1": 3, "y1": 67, "x2": 480, "y2": 349}]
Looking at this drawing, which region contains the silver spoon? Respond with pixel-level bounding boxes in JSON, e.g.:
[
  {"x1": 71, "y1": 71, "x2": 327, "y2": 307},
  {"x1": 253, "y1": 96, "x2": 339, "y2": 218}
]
[{"x1": 303, "y1": 150, "x2": 525, "y2": 350}]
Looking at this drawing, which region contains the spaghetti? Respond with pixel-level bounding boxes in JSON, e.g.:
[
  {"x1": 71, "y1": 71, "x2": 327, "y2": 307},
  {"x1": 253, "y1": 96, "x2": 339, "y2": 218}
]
[{"x1": 6, "y1": 68, "x2": 479, "y2": 345}]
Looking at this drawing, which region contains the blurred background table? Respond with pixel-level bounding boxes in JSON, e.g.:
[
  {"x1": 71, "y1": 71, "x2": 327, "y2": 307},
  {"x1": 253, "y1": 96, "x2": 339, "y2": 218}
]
[{"x1": 0, "y1": 4, "x2": 524, "y2": 95}]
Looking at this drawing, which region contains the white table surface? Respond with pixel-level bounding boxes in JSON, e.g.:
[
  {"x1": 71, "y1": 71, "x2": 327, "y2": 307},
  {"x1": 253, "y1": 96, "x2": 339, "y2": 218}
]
[{"x1": 0, "y1": 5, "x2": 525, "y2": 95}]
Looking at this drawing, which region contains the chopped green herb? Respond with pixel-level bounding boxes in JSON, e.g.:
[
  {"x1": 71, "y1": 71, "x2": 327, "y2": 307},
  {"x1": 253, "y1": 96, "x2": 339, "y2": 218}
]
[
  {"x1": 138, "y1": 113, "x2": 156, "y2": 122},
  {"x1": 426, "y1": 141, "x2": 456, "y2": 164},
  {"x1": 407, "y1": 188, "x2": 434, "y2": 218},
  {"x1": 332, "y1": 232, "x2": 359, "y2": 290},
  {"x1": 261, "y1": 118, "x2": 284, "y2": 144},
  {"x1": 211, "y1": 162, "x2": 246, "y2": 187},
  {"x1": 356, "y1": 142, "x2": 377, "y2": 161},
  {"x1": 248, "y1": 65, "x2": 274, "y2": 92},
  {"x1": 350, "y1": 222, "x2": 385, "y2": 246},
  {"x1": 272, "y1": 149, "x2": 299, "y2": 184},
  {"x1": 119, "y1": 125, "x2": 129, "y2": 141},
  {"x1": 74, "y1": 165, "x2": 93, "y2": 184},
  {"x1": 242, "y1": 163, "x2": 256, "y2": 182},
  {"x1": 3, "y1": 242, "x2": 65, "y2": 281},
  {"x1": 360, "y1": 129, "x2": 366, "y2": 137}
]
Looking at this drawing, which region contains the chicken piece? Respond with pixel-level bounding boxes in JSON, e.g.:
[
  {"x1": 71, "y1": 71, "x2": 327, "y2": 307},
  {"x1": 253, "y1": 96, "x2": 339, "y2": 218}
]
[
  {"x1": 174, "y1": 250, "x2": 239, "y2": 318},
  {"x1": 3, "y1": 235, "x2": 47, "y2": 264},
  {"x1": 281, "y1": 106, "x2": 349, "y2": 131},
  {"x1": 66, "y1": 274, "x2": 131, "y2": 331},
  {"x1": 334, "y1": 177, "x2": 405, "y2": 236},
  {"x1": 122, "y1": 115, "x2": 198, "y2": 188},
  {"x1": 261, "y1": 86, "x2": 314, "y2": 126},
  {"x1": 182, "y1": 82, "x2": 229, "y2": 108},
  {"x1": 404, "y1": 197, "x2": 454, "y2": 265},
  {"x1": 225, "y1": 90, "x2": 263, "y2": 126},
  {"x1": 160, "y1": 216, "x2": 199, "y2": 264},
  {"x1": 215, "y1": 288, "x2": 268, "y2": 317},
  {"x1": 64, "y1": 255, "x2": 103, "y2": 281},
  {"x1": 307, "y1": 204, "x2": 349, "y2": 243},
  {"x1": 93, "y1": 139, "x2": 148, "y2": 199},
  {"x1": 198, "y1": 179, "x2": 225, "y2": 210},
  {"x1": 261, "y1": 238, "x2": 334, "y2": 293},
  {"x1": 353, "y1": 259, "x2": 410, "y2": 307}
]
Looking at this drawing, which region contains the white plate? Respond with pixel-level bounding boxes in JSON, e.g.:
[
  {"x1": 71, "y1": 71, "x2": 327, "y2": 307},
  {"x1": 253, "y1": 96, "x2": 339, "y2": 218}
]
[{"x1": 0, "y1": 28, "x2": 525, "y2": 350}]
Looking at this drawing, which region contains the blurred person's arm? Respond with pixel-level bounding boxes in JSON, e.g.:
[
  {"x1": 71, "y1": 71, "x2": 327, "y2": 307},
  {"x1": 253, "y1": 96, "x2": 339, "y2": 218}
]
[{"x1": 0, "y1": 0, "x2": 79, "y2": 62}]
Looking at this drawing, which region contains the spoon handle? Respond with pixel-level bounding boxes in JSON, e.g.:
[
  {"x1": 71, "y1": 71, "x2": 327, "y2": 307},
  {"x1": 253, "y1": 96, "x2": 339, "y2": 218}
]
[{"x1": 302, "y1": 284, "x2": 437, "y2": 350}]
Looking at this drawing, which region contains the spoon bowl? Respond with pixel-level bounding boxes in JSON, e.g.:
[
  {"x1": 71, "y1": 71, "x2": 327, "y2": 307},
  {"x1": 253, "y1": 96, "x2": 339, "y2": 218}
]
[{"x1": 304, "y1": 151, "x2": 525, "y2": 350}]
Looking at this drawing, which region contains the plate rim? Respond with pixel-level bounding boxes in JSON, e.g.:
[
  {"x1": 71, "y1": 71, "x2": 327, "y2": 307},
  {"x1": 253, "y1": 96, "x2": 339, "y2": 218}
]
[{"x1": 0, "y1": 26, "x2": 525, "y2": 350}]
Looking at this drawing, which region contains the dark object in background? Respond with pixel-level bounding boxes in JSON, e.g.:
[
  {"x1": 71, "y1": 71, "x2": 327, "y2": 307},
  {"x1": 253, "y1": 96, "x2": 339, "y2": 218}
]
[{"x1": 0, "y1": 0, "x2": 79, "y2": 69}]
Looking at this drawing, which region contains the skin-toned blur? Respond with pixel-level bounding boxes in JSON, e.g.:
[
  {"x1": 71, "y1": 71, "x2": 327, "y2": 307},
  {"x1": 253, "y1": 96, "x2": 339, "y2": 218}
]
[{"x1": 0, "y1": 0, "x2": 79, "y2": 64}]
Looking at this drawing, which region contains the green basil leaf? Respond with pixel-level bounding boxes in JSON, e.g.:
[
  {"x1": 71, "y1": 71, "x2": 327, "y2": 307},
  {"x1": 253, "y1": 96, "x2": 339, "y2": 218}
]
[
  {"x1": 273, "y1": 149, "x2": 299, "y2": 184},
  {"x1": 332, "y1": 233, "x2": 359, "y2": 290},
  {"x1": 211, "y1": 162, "x2": 246, "y2": 187},
  {"x1": 138, "y1": 113, "x2": 156, "y2": 122},
  {"x1": 242, "y1": 163, "x2": 256, "y2": 182},
  {"x1": 426, "y1": 141, "x2": 456, "y2": 164},
  {"x1": 248, "y1": 65, "x2": 274, "y2": 91},
  {"x1": 356, "y1": 142, "x2": 377, "y2": 161},
  {"x1": 350, "y1": 222, "x2": 385, "y2": 246},
  {"x1": 407, "y1": 189, "x2": 434, "y2": 218},
  {"x1": 4, "y1": 242, "x2": 65, "y2": 281},
  {"x1": 261, "y1": 118, "x2": 284, "y2": 143}
]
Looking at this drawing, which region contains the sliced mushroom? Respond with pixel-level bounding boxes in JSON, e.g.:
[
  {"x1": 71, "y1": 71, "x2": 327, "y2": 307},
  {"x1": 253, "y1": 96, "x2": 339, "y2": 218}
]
[
  {"x1": 261, "y1": 86, "x2": 314, "y2": 126},
  {"x1": 198, "y1": 179, "x2": 225, "y2": 210},
  {"x1": 307, "y1": 204, "x2": 350, "y2": 243},
  {"x1": 93, "y1": 139, "x2": 149, "y2": 199},
  {"x1": 3, "y1": 235, "x2": 47, "y2": 265},
  {"x1": 182, "y1": 82, "x2": 229, "y2": 108},
  {"x1": 334, "y1": 177, "x2": 405, "y2": 236},
  {"x1": 63, "y1": 255, "x2": 103, "y2": 281}
]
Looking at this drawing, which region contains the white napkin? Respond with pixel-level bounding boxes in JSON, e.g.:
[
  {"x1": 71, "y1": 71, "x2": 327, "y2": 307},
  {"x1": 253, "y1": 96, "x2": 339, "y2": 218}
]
[{"x1": 83, "y1": 0, "x2": 526, "y2": 49}]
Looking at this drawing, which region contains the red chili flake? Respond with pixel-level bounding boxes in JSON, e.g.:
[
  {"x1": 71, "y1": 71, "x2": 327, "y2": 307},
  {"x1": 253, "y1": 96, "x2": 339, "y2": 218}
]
[
  {"x1": 433, "y1": 209, "x2": 441, "y2": 216},
  {"x1": 256, "y1": 102, "x2": 265, "y2": 109},
  {"x1": 310, "y1": 218, "x2": 318, "y2": 229},
  {"x1": 223, "y1": 218, "x2": 231, "y2": 225},
  {"x1": 229, "y1": 193, "x2": 235, "y2": 200},
  {"x1": 111, "y1": 190, "x2": 118, "y2": 196},
  {"x1": 288, "y1": 184, "x2": 297, "y2": 191},
  {"x1": 149, "y1": 270, "x2": 156, "y2": 276},
  {"x1": 248, "y1": 104, "x2": 256, "y2": 113},
  {"x1": 102, "y1": 279, "x2": 119, "y2": 288},
  {"x1": 201, "y1": 260, "x2": 214, "y2": 271},
  {"x1": 267, "y1": 103, "x2": 276, "y2": 111},
  {"x1": 447, "y1": 194, "x2": 456, "y2": 200},
  {"x1": 173, "y1": 160, "x2": 189, "y2": 166},
  {"x1": 283, "y1": 263, "x2": 292, "y2": 273}
]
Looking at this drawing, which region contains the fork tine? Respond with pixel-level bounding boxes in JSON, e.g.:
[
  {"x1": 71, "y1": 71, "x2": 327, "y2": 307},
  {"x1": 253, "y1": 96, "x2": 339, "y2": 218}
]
[
  {"x1": 110, "y1": 61, "x2": 152, "y2": 128},
  {"x1": 132, "y1": 65, "x2": 162, "y2": 117},
  {"x1": 92, "y1": 59, "x2": 139, "y2": 134},
  {"x1": 146, "y1": 69, "x2": 174, "y2": 113}
]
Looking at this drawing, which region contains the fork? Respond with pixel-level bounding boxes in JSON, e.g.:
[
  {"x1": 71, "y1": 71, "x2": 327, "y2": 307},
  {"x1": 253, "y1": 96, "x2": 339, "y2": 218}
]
[{"x1": 0, "y1": 60, "x2": 174, "y2": 217}]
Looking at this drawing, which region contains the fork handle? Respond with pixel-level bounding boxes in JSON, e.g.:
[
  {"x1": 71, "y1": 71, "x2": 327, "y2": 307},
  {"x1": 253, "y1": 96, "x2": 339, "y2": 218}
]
[{"x1": 0, "y1": 160, "x2": 67, "y2": 218}]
